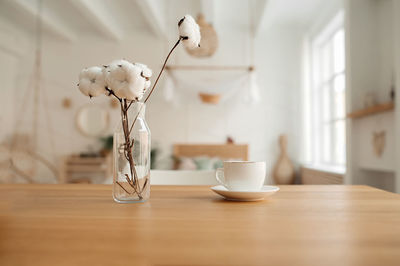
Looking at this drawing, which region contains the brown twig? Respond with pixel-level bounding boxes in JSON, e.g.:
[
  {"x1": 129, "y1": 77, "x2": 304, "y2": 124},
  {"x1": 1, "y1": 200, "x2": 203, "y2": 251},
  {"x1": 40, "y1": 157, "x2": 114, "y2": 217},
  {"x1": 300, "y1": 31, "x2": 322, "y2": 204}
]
[
  {"x1": 128, "y1": 106, "x2": 143, "y2": 136},
  {"x1": 105, "y1": 87, "x2": 122, "y2": 102},
  {"x1": 116, "y1": 181, "x2": 132, "y2": 194},
  {"x1": 119, "y1": 100, "x2": 142, "y2": 199},
  {"x1": 125, "y1": 100, "x2": 133, "y2": 112},
  {"x1": 139, "y1": 175, "x2": 149, "y2": 194},
  {"x1": 125, "y1": 174, "x2": 134, "y2": 186},
  {"x1": 144, "y1": 38, "x2": 182, "y2": 103},
  {"x1": 127, "y1": 38, "x2": 182, "y2": 135}
]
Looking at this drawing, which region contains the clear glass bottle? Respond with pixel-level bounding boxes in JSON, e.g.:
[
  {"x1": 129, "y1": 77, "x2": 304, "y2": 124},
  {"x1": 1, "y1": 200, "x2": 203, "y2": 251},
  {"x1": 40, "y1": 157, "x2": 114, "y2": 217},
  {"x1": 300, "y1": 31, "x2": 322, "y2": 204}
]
[{"x1": 113, "y1": 102, "x2": 151, "y2": 203}]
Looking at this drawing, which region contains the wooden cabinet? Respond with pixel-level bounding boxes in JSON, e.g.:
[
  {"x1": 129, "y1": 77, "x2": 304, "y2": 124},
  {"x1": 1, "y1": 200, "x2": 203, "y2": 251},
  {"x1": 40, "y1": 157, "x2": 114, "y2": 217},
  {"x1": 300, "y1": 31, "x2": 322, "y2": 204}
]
[
  {"x1": 59, "y1": 155, "x2": 112, "y2": 184},
  {"x1": 301, "y1": 167, "x2": 343, "y2": 184}
]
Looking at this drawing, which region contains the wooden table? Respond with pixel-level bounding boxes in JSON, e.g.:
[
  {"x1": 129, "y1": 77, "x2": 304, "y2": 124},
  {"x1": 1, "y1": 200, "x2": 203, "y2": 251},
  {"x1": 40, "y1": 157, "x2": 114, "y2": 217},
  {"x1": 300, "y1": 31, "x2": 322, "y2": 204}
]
[{"x1": 1, "y1": 185, "x2": 400, "y2": 266}]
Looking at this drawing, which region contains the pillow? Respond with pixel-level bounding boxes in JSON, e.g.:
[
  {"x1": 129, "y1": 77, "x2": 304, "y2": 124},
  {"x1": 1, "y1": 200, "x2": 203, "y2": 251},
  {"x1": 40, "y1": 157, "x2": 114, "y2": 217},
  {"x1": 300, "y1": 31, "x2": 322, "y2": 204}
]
[
  {"x1": 176, "y1": 156, "x2": 225, "y2": 170},
  {"x1": 193, "y1": 156, "x2": 214, "y2": 170},
  {"x1": 176, "y1": 157, "x2": 197, "y2": 170},
  {"x1": 193, "y1": 157, "x2": 224, "y2": 170},
  {"x1": 212, "y1": 159, "x2": 223, "y2": 169}
]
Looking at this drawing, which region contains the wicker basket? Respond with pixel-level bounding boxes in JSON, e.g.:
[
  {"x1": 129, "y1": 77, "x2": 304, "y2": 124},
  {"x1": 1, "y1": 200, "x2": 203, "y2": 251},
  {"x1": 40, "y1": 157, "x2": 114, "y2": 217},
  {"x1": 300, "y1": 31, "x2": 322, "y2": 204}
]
[{"x1": 198, "y1": 93, "x2": 221, "y2": 104}]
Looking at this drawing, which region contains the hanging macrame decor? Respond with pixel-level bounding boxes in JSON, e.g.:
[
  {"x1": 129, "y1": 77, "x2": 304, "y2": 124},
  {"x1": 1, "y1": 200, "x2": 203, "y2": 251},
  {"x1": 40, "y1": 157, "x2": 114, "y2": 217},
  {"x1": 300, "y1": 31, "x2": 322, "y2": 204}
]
[
  {"x1": 164, "y1": 5, "x2": 260, "y2": 105},
  {"x1": 185, "y1": 14, "x2": 218, "y2": 58},
  {"x1": 162, "y1": 68, "x2": 258, "y2": 105},
  {"x1": 0, "y1": 0, "x2": 58, "y2": 183}
]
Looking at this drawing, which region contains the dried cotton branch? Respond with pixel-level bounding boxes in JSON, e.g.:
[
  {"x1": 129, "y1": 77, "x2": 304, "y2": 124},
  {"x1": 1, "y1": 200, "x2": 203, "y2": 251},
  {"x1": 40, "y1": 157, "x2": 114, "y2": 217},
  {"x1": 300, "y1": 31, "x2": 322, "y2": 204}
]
[{"x1": 77, "y1": 14, "x2": 201, "y2": 200}]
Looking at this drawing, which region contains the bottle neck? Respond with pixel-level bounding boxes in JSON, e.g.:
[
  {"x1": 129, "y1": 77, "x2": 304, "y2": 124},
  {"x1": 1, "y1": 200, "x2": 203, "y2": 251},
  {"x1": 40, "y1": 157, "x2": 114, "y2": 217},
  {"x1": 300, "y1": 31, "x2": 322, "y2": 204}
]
[
  {"x1": 116, "y1": 102, "x2": 146, "y2": 133},
  {"x1": 129, "y1": 102, "x2": 146, "y2": 119}
]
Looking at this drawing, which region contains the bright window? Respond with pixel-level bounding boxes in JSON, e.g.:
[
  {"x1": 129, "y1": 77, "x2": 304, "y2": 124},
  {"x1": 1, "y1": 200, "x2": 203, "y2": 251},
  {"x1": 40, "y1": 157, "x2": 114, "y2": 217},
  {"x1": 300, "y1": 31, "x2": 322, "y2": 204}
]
[{"x1": 308, "y1": 12, "x2": 346, "y2": 168}]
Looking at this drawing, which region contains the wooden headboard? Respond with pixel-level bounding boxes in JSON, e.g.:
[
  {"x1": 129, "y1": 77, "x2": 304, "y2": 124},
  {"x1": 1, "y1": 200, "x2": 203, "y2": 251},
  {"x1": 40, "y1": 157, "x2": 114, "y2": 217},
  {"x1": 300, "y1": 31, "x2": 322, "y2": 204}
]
[{"x1": 173, "y1": 144, "x2": 248, "y2": 161}]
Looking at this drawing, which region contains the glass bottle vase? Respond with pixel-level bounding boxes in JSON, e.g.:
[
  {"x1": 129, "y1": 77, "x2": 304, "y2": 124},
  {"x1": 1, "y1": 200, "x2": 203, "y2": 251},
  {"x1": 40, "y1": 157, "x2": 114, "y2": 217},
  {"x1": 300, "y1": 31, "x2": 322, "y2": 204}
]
[{"x1": 113, "y1": 102, "x2": 151, "y2": 203}]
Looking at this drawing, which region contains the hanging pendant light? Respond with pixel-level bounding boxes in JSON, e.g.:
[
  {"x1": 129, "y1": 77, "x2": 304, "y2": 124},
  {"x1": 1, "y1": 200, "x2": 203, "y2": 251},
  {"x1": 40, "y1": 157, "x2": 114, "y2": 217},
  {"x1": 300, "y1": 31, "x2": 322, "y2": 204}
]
[{"x1": 246, "y1": 70, "x2": 261, "y2": 104}]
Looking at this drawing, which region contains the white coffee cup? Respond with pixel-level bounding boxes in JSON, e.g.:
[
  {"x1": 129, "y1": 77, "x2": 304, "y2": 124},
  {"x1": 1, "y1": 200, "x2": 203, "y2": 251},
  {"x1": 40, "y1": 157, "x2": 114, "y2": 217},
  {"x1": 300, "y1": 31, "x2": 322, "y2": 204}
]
[{"x1": 215, "y1": 161, "x2": 266, "y2": 191}]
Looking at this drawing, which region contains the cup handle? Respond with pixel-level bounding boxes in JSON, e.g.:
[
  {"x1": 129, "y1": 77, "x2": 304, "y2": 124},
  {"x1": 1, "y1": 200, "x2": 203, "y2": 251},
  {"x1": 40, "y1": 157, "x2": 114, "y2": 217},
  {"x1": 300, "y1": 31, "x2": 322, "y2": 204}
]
[{"x1": 215, "y1": 168, "x2": 226, "y2": 187}]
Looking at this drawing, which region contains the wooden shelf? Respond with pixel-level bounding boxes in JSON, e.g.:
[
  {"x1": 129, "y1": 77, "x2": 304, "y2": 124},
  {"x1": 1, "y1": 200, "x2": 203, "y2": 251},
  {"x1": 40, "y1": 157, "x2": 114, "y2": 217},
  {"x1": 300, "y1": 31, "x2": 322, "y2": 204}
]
[{"x1": 347, "y1": 101, "x2": 394, "y2": 119}]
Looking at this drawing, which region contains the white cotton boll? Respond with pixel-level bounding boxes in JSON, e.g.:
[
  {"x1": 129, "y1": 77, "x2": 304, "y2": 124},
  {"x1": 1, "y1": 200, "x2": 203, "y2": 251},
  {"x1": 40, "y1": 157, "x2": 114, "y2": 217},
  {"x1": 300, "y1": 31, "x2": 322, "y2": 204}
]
[
  {"x1": 78, "y1": 78, "x2": 90, "y2": 96},
  {"x1": 124, "y1": 64, "x2": 147, "y2": 101},
  {"x1": 134, "y1": 63, "x2": 152, "y2": 79},
  {"x1": 135, "y1": 63, "x2": 152, "y2": 96},
  {"x1": 78, "y1": 66, "x2": 106, "y2": 98},
  {"x1": 178, "y1": 15, "x2": 201, "y2": 49},
  {"x1": 144, "y1": 80, "x2": 151, "y2": 90},
  {"x1": 104, "y1": 60, "x2": 131, "y2": 90},
  {"x1": 105, "y1": 59, "x2": 148, "y2": 101},
  {"x1": 104, "y1": 60, "x2": 131, "y2": 98}
]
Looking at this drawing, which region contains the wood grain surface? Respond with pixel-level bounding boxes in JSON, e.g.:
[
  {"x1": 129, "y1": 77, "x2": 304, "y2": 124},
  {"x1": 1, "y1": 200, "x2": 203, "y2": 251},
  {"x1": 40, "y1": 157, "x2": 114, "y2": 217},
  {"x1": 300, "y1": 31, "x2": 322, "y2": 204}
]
[{"x1": 1, "y1": 184, "x2": 400, "y2": 266}]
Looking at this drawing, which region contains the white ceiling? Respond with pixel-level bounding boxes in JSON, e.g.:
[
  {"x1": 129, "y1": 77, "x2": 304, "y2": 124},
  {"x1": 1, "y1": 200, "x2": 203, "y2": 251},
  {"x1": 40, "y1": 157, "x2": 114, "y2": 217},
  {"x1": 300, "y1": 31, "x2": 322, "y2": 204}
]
[
  {"x1": 262, "y1": 0, "x2": 332, "y2": 28},
  {"x1": 0, "y1": 0, "x2": 338, "y2": 41}
]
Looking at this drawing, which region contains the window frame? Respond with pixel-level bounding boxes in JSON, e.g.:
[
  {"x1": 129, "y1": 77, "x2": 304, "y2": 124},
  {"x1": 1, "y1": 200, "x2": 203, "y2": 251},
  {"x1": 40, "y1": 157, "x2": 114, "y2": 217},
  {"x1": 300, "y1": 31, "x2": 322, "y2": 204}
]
[{"x1": 308, "y1": 11, "x2": 346, "y2": 169}]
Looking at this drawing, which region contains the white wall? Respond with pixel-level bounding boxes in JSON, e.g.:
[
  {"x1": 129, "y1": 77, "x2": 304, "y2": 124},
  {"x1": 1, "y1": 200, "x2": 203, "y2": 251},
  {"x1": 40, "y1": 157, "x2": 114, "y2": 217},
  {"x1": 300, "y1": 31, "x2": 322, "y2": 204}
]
[
  {"x1": 0, "y1": 5, "x2": 304, "y2": 181},
  {"x1": 346, "y1": 0, "x2": 396, "y2": 191}
]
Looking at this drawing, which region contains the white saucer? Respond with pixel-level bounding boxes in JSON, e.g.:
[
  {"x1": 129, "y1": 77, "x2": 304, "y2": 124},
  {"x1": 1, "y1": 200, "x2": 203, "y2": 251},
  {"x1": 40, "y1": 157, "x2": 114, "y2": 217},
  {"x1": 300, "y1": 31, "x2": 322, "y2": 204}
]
[{"x1": 211, "y1": 185, "x2": 280, "y2": 201}]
